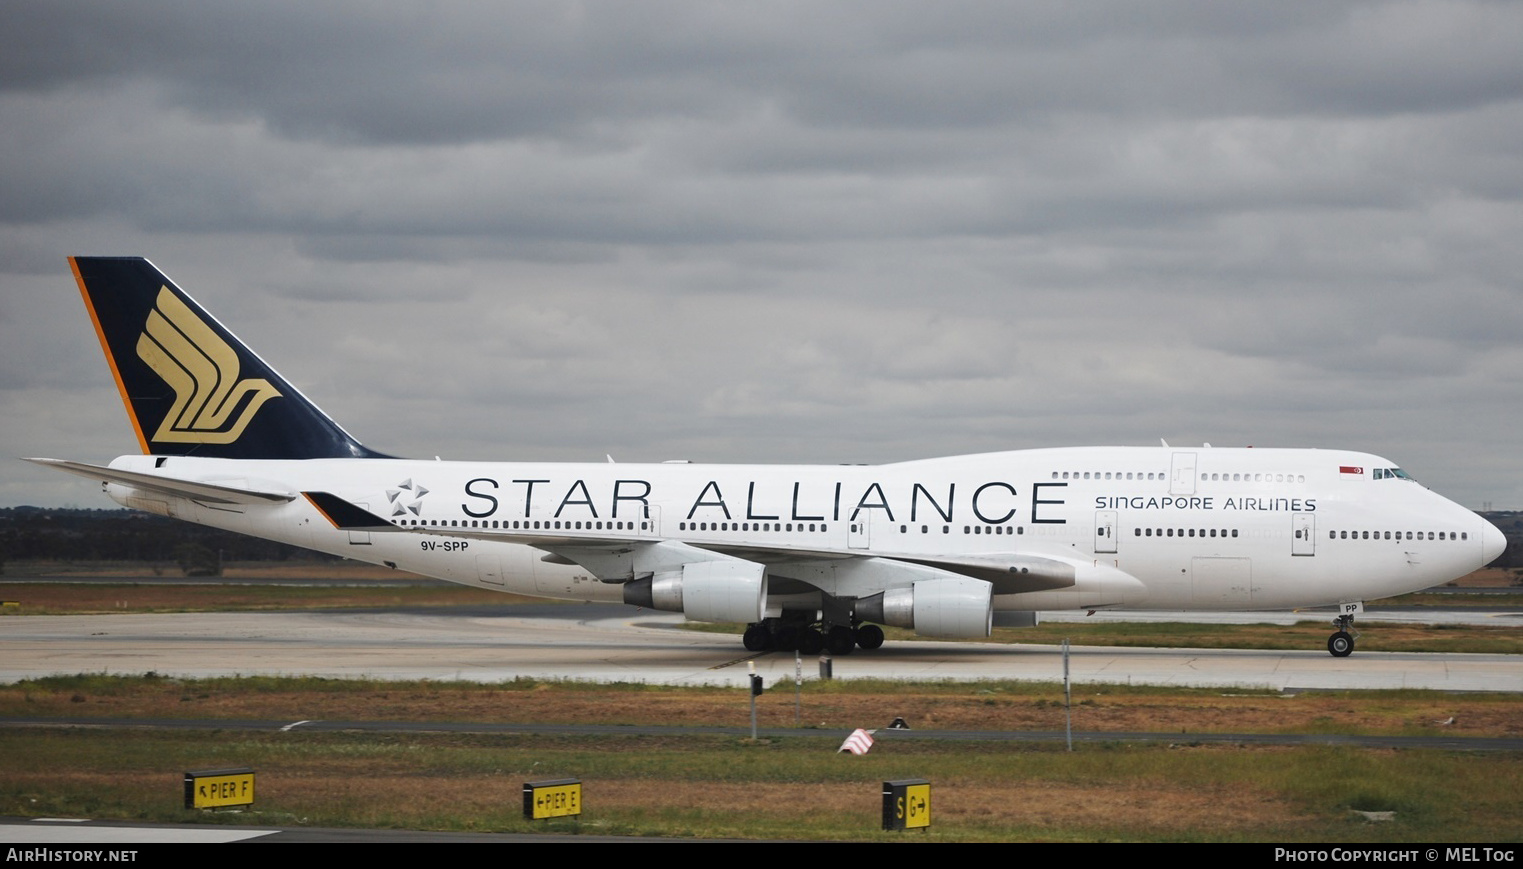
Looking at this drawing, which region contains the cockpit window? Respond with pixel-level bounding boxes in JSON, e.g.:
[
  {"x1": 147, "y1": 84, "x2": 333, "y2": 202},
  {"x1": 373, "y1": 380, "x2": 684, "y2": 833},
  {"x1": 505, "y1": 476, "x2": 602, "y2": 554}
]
[{"x1": 1373, "y1": 468, "x2": 1416, "y2": 481}]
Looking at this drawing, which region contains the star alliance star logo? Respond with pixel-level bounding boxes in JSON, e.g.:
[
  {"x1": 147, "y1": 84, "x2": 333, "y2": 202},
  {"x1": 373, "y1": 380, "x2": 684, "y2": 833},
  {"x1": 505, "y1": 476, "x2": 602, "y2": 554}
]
[
  {"x1": 387, "y1": 479, "x2": 429, "y2": 516},
  {"x1": 136, "y1": 287, "x2": 281, "y2": 444}
]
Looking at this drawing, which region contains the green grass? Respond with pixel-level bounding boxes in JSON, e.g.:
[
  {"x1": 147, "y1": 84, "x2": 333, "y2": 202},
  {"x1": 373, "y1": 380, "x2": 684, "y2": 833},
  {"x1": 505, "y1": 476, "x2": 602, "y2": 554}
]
[
  {"x1": 0, "y1": 727, "x2": 1518, "y2": 841},
  {"x1": 998, "y1": 620, "x2": 1523, "y2": 654},
  {"x1": 4, "y1": 675, "x2": 1520, "y2": 840},
  {"x1": 0, "y1": 671, "x2": 1344, "y2": 714},
  {"x1": 684, "y1": 618, "x2": 1523, "y2": 654},
  {"x1": 1377, "y1": 591, "x2": 1523, "y2": 607}
]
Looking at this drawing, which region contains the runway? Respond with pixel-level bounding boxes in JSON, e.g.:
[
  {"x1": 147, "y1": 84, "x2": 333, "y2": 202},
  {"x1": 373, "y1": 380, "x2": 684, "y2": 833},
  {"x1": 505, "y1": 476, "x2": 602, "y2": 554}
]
[{"x1": 2, "y1": 603, "x2": 1518, "y2": 692}]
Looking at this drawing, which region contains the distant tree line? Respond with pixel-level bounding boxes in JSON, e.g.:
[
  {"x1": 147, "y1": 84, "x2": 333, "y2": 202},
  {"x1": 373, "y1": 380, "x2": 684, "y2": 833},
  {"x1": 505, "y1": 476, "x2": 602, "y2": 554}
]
[
  {"x1": 0, "y1": 506, "x2": 341, "y2": 573},
  {"x1": 1482, "y1": 511, "x2": 1523, "y2": 570}
]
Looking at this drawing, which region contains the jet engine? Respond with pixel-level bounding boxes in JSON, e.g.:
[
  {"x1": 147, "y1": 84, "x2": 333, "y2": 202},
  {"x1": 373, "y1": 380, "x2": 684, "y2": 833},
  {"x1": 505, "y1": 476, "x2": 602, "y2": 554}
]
[
  {"x1": 622, "y1": 559, "x2": 768, "y2": 624},
  {"x1": 856, "y1": 577, "x2": 992, "y2": 638}
]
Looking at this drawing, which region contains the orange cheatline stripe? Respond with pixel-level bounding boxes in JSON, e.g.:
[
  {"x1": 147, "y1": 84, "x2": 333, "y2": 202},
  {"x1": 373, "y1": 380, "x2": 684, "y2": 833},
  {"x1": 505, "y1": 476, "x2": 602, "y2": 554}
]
[
  {"x1": 69, "y1": 257, "x2": 151, "y2": 455},
  {"x1": 302, "y1": 492, "x2": 342, "y2": 528}
]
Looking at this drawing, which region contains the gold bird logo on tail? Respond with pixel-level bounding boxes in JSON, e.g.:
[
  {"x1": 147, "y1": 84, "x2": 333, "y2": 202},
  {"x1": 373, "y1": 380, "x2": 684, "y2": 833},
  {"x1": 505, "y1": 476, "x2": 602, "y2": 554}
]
[{"x1": 135, "y1": 287, "x2": 281, "y2": 444}]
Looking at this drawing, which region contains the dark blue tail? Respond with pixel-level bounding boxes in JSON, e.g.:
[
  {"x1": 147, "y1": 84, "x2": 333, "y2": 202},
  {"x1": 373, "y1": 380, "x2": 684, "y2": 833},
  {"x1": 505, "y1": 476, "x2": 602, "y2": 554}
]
[{"x1": 70, "y1": 256, "x2": 386, "y2": 460}]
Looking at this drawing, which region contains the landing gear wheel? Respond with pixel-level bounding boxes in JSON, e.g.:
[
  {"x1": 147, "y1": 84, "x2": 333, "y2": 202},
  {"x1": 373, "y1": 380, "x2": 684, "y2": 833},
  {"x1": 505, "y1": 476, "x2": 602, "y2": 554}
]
[
  {"x1": 1327, "y1": 612, "x2": 1358, "y2": 657},
  {"x1": 826, "y1": 625, "x2": 855, "y2": 656},
  {"x1": 1328, "y1": 630, "x2": 1354, "y2": 657},
  {"x1": 798, "y1": 627, "x2": 824, "y2": 655},
  {"x1": 772, "y1": 624, "x2": 800, "y2": 652},
  {"x1": 742, "y1": 624, "x2": 772, "y2": 652},
  {"x1": 855, "y1": 624, "x2": 885, "y2": 650}
]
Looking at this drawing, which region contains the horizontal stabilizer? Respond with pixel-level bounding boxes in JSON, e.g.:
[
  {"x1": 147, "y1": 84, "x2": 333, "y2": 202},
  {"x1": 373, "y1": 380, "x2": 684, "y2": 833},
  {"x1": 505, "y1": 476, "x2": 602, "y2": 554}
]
[{"x1": 24, "y1": 458, "x2": 295, "y2": 505}]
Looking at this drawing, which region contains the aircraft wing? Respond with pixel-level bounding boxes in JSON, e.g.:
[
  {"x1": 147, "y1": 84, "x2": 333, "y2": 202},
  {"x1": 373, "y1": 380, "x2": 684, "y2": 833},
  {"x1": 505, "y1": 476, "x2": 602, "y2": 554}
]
[
  {"x1": 302, "y1": 491, "x2": 851, "y2": 561},
  {"x1": 302, "y1": 490, "x2": 656, "y2": 550},
  {"x1": 26, "y1": 458, "x2": 296, "y2": 504},
  {"x1": 302, "y1": 491, "x2": 1075, "y2": 595},
  {"x1": 897, "y1": 554, "x2": 1076, "y2": 592}
]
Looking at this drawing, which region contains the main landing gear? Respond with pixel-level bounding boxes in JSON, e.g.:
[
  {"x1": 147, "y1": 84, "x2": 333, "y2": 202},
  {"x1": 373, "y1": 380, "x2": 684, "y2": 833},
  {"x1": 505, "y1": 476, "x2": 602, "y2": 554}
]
[
  {"x1": 742, "y1": 618, "x2": 884, "y2": 655},
  {"x1": 1327, "y1": 614, "x2": 1357, "y2": 657}
]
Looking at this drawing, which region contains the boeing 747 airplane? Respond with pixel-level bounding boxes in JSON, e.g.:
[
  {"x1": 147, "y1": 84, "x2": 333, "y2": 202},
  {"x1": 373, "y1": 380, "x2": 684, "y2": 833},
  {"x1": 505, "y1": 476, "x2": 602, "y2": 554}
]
[{"x1": 30, "y1": 258, "x2": 1507, "y2": 657}]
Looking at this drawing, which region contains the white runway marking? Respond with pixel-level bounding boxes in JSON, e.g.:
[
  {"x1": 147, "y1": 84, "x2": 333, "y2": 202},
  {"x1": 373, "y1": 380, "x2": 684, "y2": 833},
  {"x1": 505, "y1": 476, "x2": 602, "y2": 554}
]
[{"x1": 1, "y1": 821, "x2": 278, "y2": 843}]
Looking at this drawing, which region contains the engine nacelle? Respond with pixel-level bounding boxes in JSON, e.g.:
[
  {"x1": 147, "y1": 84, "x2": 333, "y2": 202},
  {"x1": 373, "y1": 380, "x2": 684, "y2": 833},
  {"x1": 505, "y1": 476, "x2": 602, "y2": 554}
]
[
  {"x1": 622, "y1": 559, "x2": 767, "y2": 624},
  {"x1": 857, "y1": 578, "x2": 992, "y2": 638},
  {"x1": 991, "y1": 610, "x2": 1040, "y2": 628}
]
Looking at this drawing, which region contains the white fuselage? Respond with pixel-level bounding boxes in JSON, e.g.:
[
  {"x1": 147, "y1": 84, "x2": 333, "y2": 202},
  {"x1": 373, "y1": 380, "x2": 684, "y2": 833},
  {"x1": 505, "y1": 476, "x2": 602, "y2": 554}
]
[{"x1": 102, "y1": 445, "x2": 1502, "y2": 615}]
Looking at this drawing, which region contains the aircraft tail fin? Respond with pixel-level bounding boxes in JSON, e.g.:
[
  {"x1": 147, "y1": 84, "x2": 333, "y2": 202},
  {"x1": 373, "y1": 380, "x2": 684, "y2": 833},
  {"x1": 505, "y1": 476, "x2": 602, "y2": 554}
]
[{"x1": 68, "y1": 256, "x2": 386, "y2": 460}]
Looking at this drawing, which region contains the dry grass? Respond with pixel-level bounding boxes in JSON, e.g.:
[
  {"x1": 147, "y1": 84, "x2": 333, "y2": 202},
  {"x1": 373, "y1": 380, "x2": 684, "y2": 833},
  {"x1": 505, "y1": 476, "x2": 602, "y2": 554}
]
[
  {"x1": 5, "y1": 676, "x2": 1520, "y2": 739},
  {"x1": 3, "y1": 729, "x2": 1510, "y2": 841},
  {"x1": 982, "y1": 619, "x2": 1523, "y2": 654},
  {"x1": 0, "y1": 765, "x2": 1314, "y2": 838},
  {"x1": 1436, "y1": 567, "x2": 1523, "y2": 589}
]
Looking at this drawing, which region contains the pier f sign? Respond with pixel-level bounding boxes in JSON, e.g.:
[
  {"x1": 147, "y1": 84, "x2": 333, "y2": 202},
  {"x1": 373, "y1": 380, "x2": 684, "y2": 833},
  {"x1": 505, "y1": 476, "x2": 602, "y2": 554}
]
[{"x1": 184, "y1": 768, "x2": 254, "y2": 810}]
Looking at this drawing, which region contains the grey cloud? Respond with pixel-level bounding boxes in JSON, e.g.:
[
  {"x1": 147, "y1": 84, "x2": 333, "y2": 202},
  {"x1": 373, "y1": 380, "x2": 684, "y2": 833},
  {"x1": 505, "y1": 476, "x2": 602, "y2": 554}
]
[
  {"x1": 2, "y1": 1, "x2": 1521, "y2": 511},
  {"x1": 5, "y1": 3, "x2": 1520, "y2": 149}
]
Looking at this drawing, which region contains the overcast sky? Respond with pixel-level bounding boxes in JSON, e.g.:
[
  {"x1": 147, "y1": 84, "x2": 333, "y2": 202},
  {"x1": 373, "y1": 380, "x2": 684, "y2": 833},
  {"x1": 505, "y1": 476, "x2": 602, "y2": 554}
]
[{"x1": 3, "y1": 1, "x2": 1521, "y2": 510}]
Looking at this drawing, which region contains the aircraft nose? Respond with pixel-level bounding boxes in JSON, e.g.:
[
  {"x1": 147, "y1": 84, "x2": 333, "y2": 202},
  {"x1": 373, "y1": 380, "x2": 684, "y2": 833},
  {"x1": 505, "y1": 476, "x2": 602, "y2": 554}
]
[{"x1": 1480, "y1": 516, "x2": 1507, "y2": 566}]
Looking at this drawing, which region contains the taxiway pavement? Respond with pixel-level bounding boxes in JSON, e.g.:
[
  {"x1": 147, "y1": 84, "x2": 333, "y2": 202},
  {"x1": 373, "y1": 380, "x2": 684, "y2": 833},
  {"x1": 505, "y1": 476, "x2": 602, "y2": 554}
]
[{"x1": 1, "y1": 603, "x2": 1518, "y2": 692}]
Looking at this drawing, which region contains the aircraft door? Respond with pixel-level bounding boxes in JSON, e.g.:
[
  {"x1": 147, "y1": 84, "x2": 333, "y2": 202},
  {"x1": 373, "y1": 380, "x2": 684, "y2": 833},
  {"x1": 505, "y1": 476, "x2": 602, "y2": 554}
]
[
  {"x1": 643, "y1": 504, "x2": 660, "y2": 536},
  {"x1": 348, "y1": 502, "x2": 372, "y2": 545},
  {"x1": 1094, "y1": 510, "x2": 1118, "y2": 554},
  {"x1": 476, "y1": 554, "x2": 505, "y2": 586},
  {"x1": 1169, "y1": 453, "x2": 1197, "y2": 496},
  {"x1": 849, "y1": 513, "x2": 870, "y2": 549},
  {"x1": 1291, "y1": 513, "x2": 1315, "y2": 556}
]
